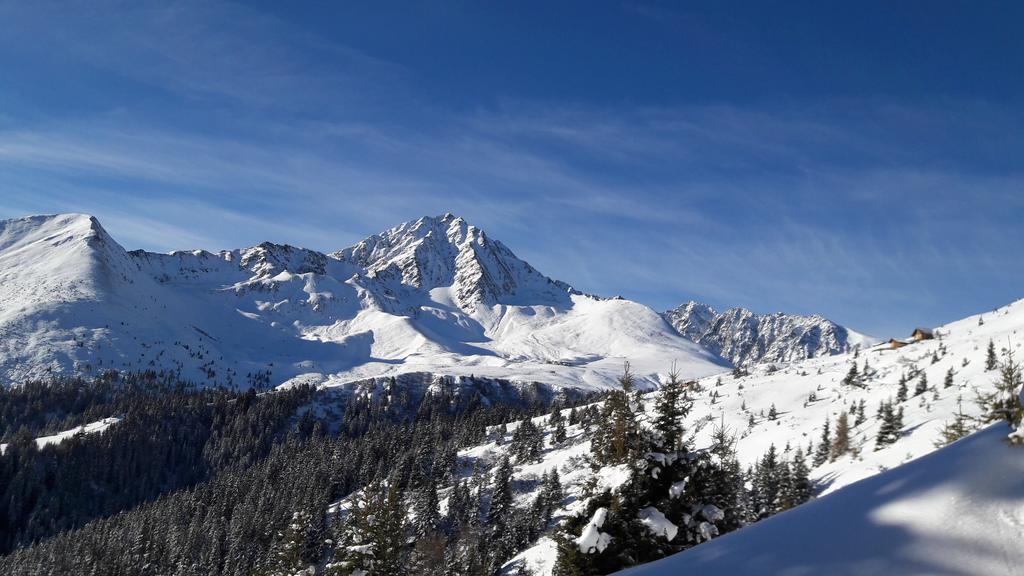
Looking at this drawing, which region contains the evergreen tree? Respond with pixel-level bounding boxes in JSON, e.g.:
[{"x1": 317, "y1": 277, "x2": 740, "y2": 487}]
[
  {"x1": 653, "y1": 370, "x2": 688, "y2": 450},
  {"x1": 986, "y1": 339, "x2": 998, "y2": 371},
  {"x1": 842, "y1": 363, "x2": 860, "y2": 388},
  {"x1": 854, "y1": 399, "x2": 867, "y2": 426},
  {"x1": 750, "y1": 445, "x2": 782, "y2": 519},
  {"x1": 812, "y1": 416, "x2": 830, "y2": 467},
  {"x1": 705, "y1": 424, "x2": 748, "y2": 532},
  {"x1": 944, "y1": 367, "x2": 954, "y2": 389},
  {"x1": 264, "y1": 511, "x2": 315, "y2": 576},
  {"x1": 976, "y1": 349, "x2": 1024, "y2": 443},
  {"x1": 786, "y1": 448, "x2": 813, "y2": 507},
  {"x1": 875, "y1": 399, "x2": 901, "y2": 449},
  {"x1": 914, "y1": 373, "x2": 928, "y2": 397},
  {"x1": 511, "y1": 418, "x2": 544, "y2": 463},
  {"x1": 553, "y1": 415, "x2": 567, "y2": 445},
  {"x1": 550, "y1": 531, "x2": 587, "y2": 576},
  {"x1": 896, "y1": 374, "x2": 908, "y2": 403},
  {"x1": 936, "y1": 397, "x2": 972, "y2": 447},
  {"x1": 488, "y1": 455, "x2": 514, "y2": 531},
  {"x1": 768, "y1": 404, "x2": 778, "y2": 421},
  {"x1": 592, "y1": 363, "x2": 644, "y2": 465},
  {"x1": 830, "y1": 411, "x2": 851, "y2": 461},
  {"x1": 413, "y1": 477, "x2": 441, "y2": 537}
]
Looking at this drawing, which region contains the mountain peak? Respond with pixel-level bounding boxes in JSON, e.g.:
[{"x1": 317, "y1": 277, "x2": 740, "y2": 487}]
[
  {"x1": 0, "y1": 213, "x2": 139, "y2": 318},
  {"x1": 333, "y1": 213, "x2": 571, "y2": 308}
]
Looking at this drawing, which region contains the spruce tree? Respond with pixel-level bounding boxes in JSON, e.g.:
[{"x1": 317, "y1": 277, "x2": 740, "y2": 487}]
[
  {"x1": 854, "y1": 399, "x2": 867, "y2": 426},
  {"x1": 830, "y1": 411, "x2": 851, "y2": 461},
  {"x1": 915, "y1": 373, "x2": 929, "y2": 397},
  {"x1": 488, "y1": 455, "x2": 514, "y2": 531},
  {"x1": 751, "y1": 445, "x2": 781, "y2": 519},
  {"x1": 896, "y1": 375, "x2": 908, "y2": 403},
  {"x1": 986, "y1": 339, "x2": 998, "y2": 371},
  {"x1": 414, "y1": 477, "x2": 441, "y2": 537},
  {"x1": 550, "y1": 531, "x2": 587, "y2": 576},
  {"x1": 842, "y1": 363, "x2": 860, "y2": 388},
  {"x1": 553, "y1": 416, "x2": 567, "y2": 445},
  {"x1": 593, "y1": 363, "x2": 644, "y2": 465},
  {"x1": 944, "y1": 367, "x2": 954, "y2": 389},
  {"x1": 812, "y1": 417, "x2": 830, "y2": 467},
  {"x1": 705, "y1": 424, "x2": 748, "y2": 532},
  {"x1": 936, "y1": 397, "x2": 972, "y2": 447},
  {"x1": 787, "y1": 449, "x2": 813, "y2": 506},
  {"x1": 875, "y1": 400, "x2": 901, "y2": 449},
  {"x1": 653, "y1": 370, "x2": 687, "y2": 450},
  {"x1": 976, "y1": 349, "x2": 1024, "y2": 443}
]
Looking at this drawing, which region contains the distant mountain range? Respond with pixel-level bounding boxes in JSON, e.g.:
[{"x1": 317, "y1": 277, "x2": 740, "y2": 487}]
[
  {"x1": 0, "y1": 212, "x2": 869, "y2": 389},
  {"x1": 664, "y1": 301, "x2": 875, "y2": 367}
]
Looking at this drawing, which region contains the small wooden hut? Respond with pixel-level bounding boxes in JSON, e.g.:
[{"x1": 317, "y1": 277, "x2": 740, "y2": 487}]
[{"x1": 911, "y1": 328, "x2": 934, "y2": 342}]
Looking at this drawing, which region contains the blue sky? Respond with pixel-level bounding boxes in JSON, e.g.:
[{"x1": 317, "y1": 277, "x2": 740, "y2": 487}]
[{"x1": 1, "y1": 1, "x2": 1023, "y2": 337}]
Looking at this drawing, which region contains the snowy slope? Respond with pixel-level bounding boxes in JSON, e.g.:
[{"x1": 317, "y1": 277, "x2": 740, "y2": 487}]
[
  {"x1": 0, "y1": 416, "x2": 121, "y2": 455},
  {"x1": 0, "y1": 213, "x2": 726, "y2": 390},
  {"x1": 679, "y1": 297, "x2": 1023, "y2": 496},
  {"x1": 467, "y1": 297, "x2": 1023, "y2": 575},
  {"x1": 617, "y1": 423, "x2": 1024, "y2": 576},
  {"x1": 665, "y1": 300, "x2": 875, "y2": 366}
]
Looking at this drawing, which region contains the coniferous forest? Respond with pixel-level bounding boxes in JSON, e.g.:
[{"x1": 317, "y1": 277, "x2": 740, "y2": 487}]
[{"x1": 0, "y1": 366, "x2": 816, "y2": 575}]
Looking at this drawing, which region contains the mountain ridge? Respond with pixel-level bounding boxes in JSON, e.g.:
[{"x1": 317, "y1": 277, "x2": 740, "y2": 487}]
[
  {"x1": 0, "y1": 212, "x2": 725, "y2": 390},
  {"x1": 665, "y1": 300, "x2": 874, "y2": 366}
]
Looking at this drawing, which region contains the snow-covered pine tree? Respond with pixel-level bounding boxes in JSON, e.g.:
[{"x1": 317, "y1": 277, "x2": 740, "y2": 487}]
[
  {"x1": 976, "y1": 348, "x2": 1024, "y2": 444},
  {"x1": 704, "y1": 423, "x2": 748, "y2": 532},
  {"x1": 550, "y1": 530, "x2": 587, "y2": 576},
  {"x1": 944, "y1": 366, "x2": 954, "y2": 388},
  {"x1": 413, "y1": 477, "x2": 441, "y2": 537},
  {"x1": 896, "y1": 375, "x2": 909, "y2": 403},
  {"x1": 264, "y1": 510, "x2": 316, "y2": 576},
  {"x1": 511, "y1": 418, "x2": 544, "y2": 463}
]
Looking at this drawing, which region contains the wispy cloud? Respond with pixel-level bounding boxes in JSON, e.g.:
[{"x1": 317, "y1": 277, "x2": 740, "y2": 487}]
[{"x1": 1, "y1": 2, "x2": 1022, "y2": 336}]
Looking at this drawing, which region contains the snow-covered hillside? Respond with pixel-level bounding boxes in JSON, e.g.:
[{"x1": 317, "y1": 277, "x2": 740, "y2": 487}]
[
  {"x1": 665, "y1": 300, "x2": 875, "y2": 366},
  {"x1": 617, "y1": 423, "x2": 1024, "y2": 576},
  {"x1": 410, "y1": 296, "x2": 1024, "y2": 575},
  {"x1": 0, "y1": 416, "x2": 121, "y2": 455},
  {"x1": 0, "y1": 213, "x2": 726, "y2": 390}
]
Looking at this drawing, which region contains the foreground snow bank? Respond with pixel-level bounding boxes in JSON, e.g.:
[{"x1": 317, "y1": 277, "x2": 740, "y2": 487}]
[{"x1": 617, "y1": 424, "x2": 1024, "y2": 576}]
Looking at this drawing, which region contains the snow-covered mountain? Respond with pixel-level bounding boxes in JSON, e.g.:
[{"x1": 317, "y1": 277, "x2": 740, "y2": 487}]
[
  {"x1": 0, "y1": 213, "x2": 726, "y2": 390},
  {"x1": 664, "y1": 300, "x2": 875, "y2": 366}
]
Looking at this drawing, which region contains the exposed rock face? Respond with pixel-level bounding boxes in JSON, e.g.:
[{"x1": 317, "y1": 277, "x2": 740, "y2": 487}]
[{"x1": 665, "y1": 301, "x2": 870, "y2": 366}]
